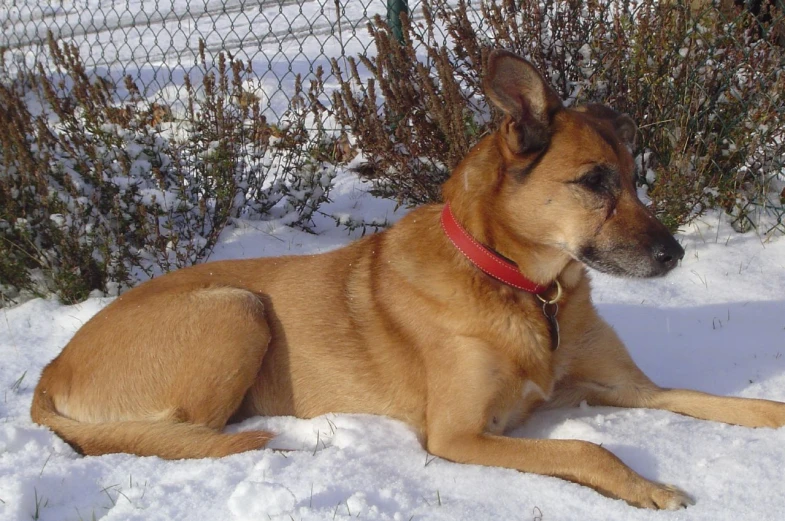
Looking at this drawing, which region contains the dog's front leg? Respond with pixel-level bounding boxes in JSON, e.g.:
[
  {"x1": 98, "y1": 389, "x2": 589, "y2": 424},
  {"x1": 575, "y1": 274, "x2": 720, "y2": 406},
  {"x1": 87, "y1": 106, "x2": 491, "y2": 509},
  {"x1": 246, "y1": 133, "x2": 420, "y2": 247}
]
[
  {"x1": 645, "y1": 389, "x2": 785, "y2": 428},
  {"x1": 426, "y1": 432, "x2": 691, "y2": 509},
  {"x1": 423, "y1": 338, "x2": 692, "y2": 509},
  {"x1": 559, "y1": 317, "x2": 785, "y2": 428}
]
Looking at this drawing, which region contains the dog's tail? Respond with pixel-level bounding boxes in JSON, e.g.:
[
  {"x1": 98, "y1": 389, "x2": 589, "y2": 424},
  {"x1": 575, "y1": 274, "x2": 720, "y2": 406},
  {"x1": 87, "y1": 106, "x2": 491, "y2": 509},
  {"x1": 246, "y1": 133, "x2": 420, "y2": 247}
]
[{"x1": 30, "y1": 389, "x2": 273, "y2": 459}]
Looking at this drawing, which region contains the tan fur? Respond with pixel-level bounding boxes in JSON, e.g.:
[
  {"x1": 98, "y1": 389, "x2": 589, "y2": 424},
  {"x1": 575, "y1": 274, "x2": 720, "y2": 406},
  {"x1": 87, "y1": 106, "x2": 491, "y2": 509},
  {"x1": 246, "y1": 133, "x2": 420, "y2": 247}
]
[{"x1": 32, "y1": 50, "x2": 785, "y2": 509}]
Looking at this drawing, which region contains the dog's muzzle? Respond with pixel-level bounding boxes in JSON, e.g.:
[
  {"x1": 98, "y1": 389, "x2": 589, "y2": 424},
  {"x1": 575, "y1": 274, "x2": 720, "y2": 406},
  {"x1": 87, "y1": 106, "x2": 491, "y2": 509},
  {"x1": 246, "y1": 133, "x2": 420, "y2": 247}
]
[{"x1": 651, "y1": 237, "x2": 685, "y2": 273}]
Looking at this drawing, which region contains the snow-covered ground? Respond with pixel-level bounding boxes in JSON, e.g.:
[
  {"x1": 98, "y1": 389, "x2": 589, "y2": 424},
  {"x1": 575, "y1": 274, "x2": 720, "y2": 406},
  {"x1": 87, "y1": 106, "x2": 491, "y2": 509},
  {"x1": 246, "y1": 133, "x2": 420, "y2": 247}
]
[{"x1": 1, "y1": 170, "x2": 784, "y2": 520}]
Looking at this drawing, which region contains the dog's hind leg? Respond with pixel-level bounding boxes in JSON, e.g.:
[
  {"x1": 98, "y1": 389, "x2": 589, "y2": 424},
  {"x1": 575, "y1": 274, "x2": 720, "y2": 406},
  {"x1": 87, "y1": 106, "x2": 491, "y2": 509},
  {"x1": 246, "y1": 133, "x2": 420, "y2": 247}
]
[{"x1": 32, "y1": 286, "x2": 274, "y2": 459}]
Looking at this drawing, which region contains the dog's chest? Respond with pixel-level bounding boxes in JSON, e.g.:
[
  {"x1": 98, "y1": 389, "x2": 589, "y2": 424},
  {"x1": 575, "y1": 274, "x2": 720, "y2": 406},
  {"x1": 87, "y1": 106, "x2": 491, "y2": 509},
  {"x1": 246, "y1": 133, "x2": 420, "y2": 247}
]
[
  {"x1": 467, "y1": 281, "x2": 581, "y2": 434},
  {"x1": 482, "y1": 301, "x2": 564, "y2": 434},
  {"x1": 487, "y1": 370, "x2": 555, "y2": 434},
  {"x1": 487, "y1": 292, "x2": 567, "y2": 434}
]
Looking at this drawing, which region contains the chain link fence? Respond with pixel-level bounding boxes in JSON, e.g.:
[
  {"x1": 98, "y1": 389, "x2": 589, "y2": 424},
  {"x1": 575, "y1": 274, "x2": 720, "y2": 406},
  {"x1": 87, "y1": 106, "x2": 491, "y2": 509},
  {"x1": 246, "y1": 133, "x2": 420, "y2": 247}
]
[
  {"x1": 7, "y1": 1, "x2": 781, "y2": 123},
  {"x1": 1, "y1": 0, "x2": 446, "y2": 121}
]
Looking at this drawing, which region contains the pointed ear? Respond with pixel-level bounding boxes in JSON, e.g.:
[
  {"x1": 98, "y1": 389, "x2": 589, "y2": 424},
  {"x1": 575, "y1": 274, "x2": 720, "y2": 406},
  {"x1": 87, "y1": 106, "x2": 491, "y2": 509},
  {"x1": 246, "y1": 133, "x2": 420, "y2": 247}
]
[
  {"x1": 577, "y1": 103, "x2": 638, "y2": 149},
  {"x1": 614, "y1": 114, "x2": 637, "y2": 148},
  {"x1": 483, "y1": 49, "x2": 563, "y2": 151}
]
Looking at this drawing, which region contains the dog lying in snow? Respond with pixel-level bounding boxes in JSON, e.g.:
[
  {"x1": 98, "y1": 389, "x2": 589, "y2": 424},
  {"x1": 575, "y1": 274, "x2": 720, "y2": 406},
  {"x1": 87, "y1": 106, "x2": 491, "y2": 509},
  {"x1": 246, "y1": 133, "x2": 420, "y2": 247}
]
[{"x1": 32, "y1": 49, "x2": 785, "y2": 509}]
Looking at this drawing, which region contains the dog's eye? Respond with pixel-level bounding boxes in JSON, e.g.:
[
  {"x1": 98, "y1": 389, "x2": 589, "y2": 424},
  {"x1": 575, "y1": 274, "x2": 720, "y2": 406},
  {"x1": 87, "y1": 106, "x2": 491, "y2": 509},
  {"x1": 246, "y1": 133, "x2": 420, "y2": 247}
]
[{"x1": 578, "y1": 170, "x2": 606, "y2": 192}]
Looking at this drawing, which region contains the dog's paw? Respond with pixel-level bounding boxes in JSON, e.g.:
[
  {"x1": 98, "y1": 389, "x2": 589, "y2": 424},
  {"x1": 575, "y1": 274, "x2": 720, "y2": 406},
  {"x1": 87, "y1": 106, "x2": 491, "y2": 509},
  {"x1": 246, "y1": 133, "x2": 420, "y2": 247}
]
[
  {"x1": 761, "y1": 401, "x2": 785, "y2": 428},
  {"x1": 637, "y1": 483, "x2": 694, "y2": 510}
]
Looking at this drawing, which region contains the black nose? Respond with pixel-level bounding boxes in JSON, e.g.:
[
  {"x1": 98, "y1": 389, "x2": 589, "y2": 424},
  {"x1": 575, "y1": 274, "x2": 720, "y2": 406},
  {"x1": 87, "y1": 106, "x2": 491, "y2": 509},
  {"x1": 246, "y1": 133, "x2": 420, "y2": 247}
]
[{"x1": 653, "y1": 240, "x2": 685, "y2": 270}]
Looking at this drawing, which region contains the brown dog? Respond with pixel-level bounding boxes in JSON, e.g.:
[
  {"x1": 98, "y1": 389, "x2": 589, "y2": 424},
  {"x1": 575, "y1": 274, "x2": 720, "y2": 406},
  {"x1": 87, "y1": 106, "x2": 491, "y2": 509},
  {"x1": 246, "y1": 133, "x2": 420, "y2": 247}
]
[{"x1": 31, "y1": 50, "x2": 785, "y2": 509}]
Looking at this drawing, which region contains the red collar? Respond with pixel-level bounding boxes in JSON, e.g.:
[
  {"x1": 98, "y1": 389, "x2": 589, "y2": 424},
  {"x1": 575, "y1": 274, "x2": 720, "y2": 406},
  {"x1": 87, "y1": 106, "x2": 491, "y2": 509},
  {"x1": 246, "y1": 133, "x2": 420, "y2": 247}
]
[{"x1": 440, "y1": 203, "x2": 550, "y2": 294}]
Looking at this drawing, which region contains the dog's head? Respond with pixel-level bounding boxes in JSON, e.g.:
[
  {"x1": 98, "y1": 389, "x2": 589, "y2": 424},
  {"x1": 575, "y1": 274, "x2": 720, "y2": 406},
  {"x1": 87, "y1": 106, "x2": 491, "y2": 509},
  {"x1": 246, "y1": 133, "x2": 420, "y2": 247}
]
[{"x1": 449, "y1": 49, "x2": 683, "y2": 278}]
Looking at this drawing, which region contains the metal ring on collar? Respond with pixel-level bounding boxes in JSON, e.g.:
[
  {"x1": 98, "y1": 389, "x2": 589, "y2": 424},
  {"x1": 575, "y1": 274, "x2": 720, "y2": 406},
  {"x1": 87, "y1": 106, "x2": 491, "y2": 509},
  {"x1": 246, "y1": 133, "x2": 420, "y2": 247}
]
[{"x1": 536, "y1": 279, "x2": 562, "y2": 305}]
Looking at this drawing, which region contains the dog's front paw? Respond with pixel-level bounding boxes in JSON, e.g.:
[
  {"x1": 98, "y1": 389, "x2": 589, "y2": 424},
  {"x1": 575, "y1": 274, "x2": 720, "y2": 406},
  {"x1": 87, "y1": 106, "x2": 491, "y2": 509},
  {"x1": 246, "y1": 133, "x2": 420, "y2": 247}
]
[
  {"x1": 744, "y1": 399, "x2": 785, "y2": 428},
  {"x1": 762, "y1": 401, "x2": 785, "y2": 428},
  {"x1": 635, "y1": 483, "x2": 694, "y2": 510}
]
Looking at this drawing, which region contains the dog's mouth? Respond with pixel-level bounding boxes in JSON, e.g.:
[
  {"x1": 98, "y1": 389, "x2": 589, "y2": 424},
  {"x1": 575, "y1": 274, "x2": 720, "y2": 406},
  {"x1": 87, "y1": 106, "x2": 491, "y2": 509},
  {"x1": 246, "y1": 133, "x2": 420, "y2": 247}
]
[{"x1": 577, "y1": 240, "x2": 684, "y2": 278}]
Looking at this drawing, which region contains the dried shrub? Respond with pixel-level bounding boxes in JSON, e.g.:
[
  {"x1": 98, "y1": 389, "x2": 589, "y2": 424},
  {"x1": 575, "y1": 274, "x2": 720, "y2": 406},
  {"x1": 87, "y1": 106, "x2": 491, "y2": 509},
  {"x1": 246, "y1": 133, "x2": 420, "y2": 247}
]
[
  {"x1": 331, "y1": 7, "x2": 484, "y2": 205},
  {"x1": 332, "y1": 0, "x2": 785, "y2": 232},
  {"x1": 0, "y1": 34, "x2": 335, "y2": 305}
]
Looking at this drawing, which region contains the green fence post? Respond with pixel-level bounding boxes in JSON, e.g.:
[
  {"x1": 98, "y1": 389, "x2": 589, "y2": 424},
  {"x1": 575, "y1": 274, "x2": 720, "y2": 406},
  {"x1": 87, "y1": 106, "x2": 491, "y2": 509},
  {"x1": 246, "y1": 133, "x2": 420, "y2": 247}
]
[{"x1": 387, "y1": 0, "x2": 409, "y2": 44}]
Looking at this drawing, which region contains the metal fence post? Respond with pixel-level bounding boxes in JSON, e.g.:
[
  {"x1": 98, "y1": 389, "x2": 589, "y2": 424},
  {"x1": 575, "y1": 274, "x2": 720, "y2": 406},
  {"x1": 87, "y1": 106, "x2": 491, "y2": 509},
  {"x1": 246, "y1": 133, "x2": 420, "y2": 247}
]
[{"x1": 387, "y1": 0, "x2": 409, "y2": 44}]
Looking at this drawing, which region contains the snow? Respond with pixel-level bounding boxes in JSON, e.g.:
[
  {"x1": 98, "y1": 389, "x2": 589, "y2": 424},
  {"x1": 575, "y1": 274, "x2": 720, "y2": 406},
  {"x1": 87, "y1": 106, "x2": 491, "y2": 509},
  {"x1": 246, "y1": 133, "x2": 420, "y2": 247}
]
[{"x1": 1, "y1": 176, "x2": 785, "y2": 520}]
